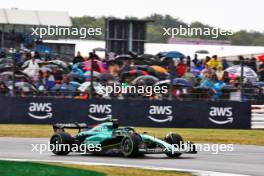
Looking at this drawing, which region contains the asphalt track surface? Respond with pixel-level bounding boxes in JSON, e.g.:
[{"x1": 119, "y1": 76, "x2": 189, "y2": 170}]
[{"x1": 0, "y1": 138, "x2": 263, "y2": 176}]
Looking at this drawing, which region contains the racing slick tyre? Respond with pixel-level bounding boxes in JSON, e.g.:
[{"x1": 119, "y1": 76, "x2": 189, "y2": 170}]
[
  {"x1": 187, "y1": 141, "x2": 197, "y2": 154},
  {"x1": 121, "y1": 133, "x2": 141, "y2": 157},
  {"x1": 50, "y1": 132, "x2": 74, "y2": 155},
  {"x1": 164, "y1": 133, "x2": 183, "y2": 158}
]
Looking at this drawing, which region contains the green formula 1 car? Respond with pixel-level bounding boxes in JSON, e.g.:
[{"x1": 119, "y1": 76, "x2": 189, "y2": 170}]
[{"x1": 50, "y1": 120, "x2": 197, "y2": 157}]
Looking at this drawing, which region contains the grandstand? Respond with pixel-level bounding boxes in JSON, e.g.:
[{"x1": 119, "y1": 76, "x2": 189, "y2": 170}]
[{"x1": 0, "y1": 8, "x2": 73, "y2": 57}]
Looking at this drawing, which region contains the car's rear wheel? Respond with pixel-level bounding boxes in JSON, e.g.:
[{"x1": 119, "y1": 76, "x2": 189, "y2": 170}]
[
  {"x1": 50, "y1": 132, "x2": 74, "y2": 155},
  {"x1": 164, "y1": 133, "x2": 183, "y2": 158},
  {"x1": 121, "y1": 134, "x2": 141, "y2": 157}
]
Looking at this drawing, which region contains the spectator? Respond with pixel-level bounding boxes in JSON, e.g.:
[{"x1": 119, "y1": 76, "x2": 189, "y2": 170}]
[
  {"x1": 192, "y1": 61, "x2": 204, "y2": 76},
  {"x1": 192, "y1": 54, "x2": 199, "y2": 67},
  {"x1": 52, "y1": 67, "x2": 63, "y2": 83},
  {"x1": 182, "y1": 67, "x2": 196, "y2": 86},
  {"x1": 0, "y1": 81, "x2": 8, "y2": 95},
  {"x1": 204, "y1": 56, "x2": 211, "y2": 65},
  {"x1": 43, "y1": 70, "x2": 55, "y2": 90},
  {"x1": 250, "y1": 57, "x2": 257, "y2": 72},
  {"x1": 207, "y1": 55, "x2": 221, "y2": 69},
  {"x1": 221, "y1": 58, "x2": 229, "y2": 70},
  {"x1": 107, "y1": 60, "x2": 121, "y2": 79},
  {"x1": 201, "y1": 63, "x2": 212, "y2": 77},
  {"x1": 215, "y1": 65, "x2": 224, "y2": 81},
  {"x1": 23, "y1": 57, "x2": 40, "y2": 77},
  {"x1": 259, "y1": 61, "x2": 264, "y2": 81},
  {"x1": 33, "y1": 51, "x2": 41, "y2": 60},
  {"x1": 73, "y1": 51, "x2": 84, "y2": 64},
  {"x1": 222, "y1": 71, "x2": 230, "y2": 84},
  {"x1": 176, "y1": 58, "x2": 187, "y2": 77},
  {"x1": 200, "y1": 72, "x2": 215, "y2": 89}
]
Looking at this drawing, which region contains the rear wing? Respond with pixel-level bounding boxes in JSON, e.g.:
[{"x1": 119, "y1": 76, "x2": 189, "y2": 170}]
[{"x1": 53, "y1": 123, "x2": 89, "y2": 133}]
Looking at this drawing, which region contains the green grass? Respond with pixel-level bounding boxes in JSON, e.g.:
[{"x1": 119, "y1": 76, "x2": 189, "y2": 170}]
[
  {"x1": 0, "y1": 124, "x2": 263, "y2": 145},
  {"x1": 0, "y1": 161, "x2": 191, "y2": 176},
  {"x1": 0, "y1": 160, "x2": 103, "y2": 176}
]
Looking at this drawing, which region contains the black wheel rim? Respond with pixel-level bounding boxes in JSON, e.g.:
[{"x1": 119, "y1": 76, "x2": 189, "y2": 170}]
[
  {"x1": 123, "y1": 138, "x2": 132, "y2": 154},
  {"x1": 51, "y1": 136, "x2": 60, "y2": 145}
]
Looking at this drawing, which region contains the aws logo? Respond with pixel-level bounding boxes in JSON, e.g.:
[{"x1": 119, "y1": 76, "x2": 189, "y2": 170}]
[
  {"x1": 147, "y1": 105, "x2": 173, "y2": 123},
  {"x1": 88, "y1": 104, "x2": 112, "y2": 121},
  {"x1": 28, "y1": 102, "x2": 52, "y2": 119},
  {"x1": 209, "y1": 107, "x2": 233, "y2": 124}
]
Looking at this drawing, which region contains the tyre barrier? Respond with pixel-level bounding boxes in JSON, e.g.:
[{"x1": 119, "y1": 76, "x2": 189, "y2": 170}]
[{"x1": 251, "y1": 105, "x2": 264, "y2": 129}]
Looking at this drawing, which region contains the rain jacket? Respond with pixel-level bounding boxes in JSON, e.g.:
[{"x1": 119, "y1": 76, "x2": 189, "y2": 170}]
[{"x1": 207, "y1": 58, "x2": 221, "y2": 69}]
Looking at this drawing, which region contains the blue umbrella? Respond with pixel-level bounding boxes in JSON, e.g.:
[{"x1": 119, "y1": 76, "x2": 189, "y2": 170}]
[
  {"x1": 51, "y1": 83, "x2": 76, "y2": 96},
  {"x1": 69, "y1": 81, "x2": 81, "y2": 88},
  {"x1": 254, "y1": 82, "x2": 264, "y2": 87},
  {"x1": 172, "y1": 78, "x2": 193, "y2": 87},
  {"x1": 165, "y1": 51, "x2": 185, "y2": 58},
  {"x1": 52, "y1": 84, "x2": 76, "y2": 91}
]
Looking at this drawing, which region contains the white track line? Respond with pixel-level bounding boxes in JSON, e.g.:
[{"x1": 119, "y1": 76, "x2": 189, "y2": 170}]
[{"x1": 0, "y1": 158, "x2": 250, "y2": 176}]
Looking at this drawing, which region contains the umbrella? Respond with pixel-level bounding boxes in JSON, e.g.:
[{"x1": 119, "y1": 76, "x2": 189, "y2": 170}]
[
  {"x1": 164, "y1": 51, "x2": 185, "y2": 58},
  {"x1": 69, "y1": 81, "x2": 81, "y2": 88},
  {"x1": 93, "y1": 47, "x2": 106, "y2": 52},
  {"x1": 154, "y1": 79, "x2": 193, "y2": 87},
  {"x1": 84, "y1": 71, "x2": 101, "y2": 78},
  {"x1": 154, "y1": 80, "x2": 170, "y2": 87},
  {"x1": 0, "y1": 64, "x2": 14, "y2": 71},
  {"x1": 254, "y1": 82, "x2": 264, "y2": 87},
  {"x1": 225, "y1": 65, "x2": 258, "y2": 79},
  {"x1": 120, "y1": 69, "x2": 149, "y2": 78},
  {"x1": 131, "y1": 75, "x2": 159, "y2": 85},
  {"x1": 115, "y1": 55, "x2": 133, "y2": 61},
  {"x1": 0, "y1": 71, "x2": 30, "y2": 81},
  {"x1": 47, "y1": 60, "x2": 69, "y2": 69},
  {"x1": 21, "y1": 59, "x2": 43, "y2": 69},
  {"x1": 173, "y1": 78, "x2": 193, "y2": 87},
  {"x1": 0, "y1": 58, "x2": 13, "y2": 65},
  {"x1": 137, "y1": 54, "x2": 159, "y2": 60},
  {"x1": 191, "y1": 68, "x2": 201, "y2": 76},
  {"x1": 51, "y1": 83, "x2": 76, "y2": 92},
  {"x1": 78, "y1": 81, "x2": 105, "y2": 95},
  {"x1": 44, "y1": 60, "x2": 70, "y2": 72},
  {"x1": 195, "y1": 50, "x2": 209, "y2": 54},
  {"x1": 40, "y1": 67, "x2": 52, "y2": 72},
  {"x1": 150, "y1": 65, "x2": 168, "y2": 74},
  {"x1": 134, "y1": 65, "x2": 158, "y2": 76},
  {"x1": 257, "y1": 54, "x2": 264, "y2": 62},
  {"x1": 12, "y1": 82, "x2": 37, "y2": 92},
  {"x1": 134, "y1": 54, "x2": 161, "y2": 65},
  {"x1": 99, "y1": 73, "x2": 116, "y2": 83}
]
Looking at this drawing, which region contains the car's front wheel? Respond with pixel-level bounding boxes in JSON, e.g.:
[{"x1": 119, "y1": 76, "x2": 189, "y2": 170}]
[{"x1": 164, "y1": 133, "x2": 183, "y2": 158}]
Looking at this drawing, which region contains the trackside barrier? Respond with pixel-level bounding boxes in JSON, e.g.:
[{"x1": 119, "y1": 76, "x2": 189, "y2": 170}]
[
  {"x1": 251, "y1": 105, "x2": 264, "y2": 129},
  {"x1": 0, "y1": 96, "x2": 251, "y2": 129}
]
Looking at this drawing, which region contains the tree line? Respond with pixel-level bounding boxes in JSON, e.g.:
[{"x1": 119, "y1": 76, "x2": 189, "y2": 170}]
[{"x1": 69, "y1": 14, "x2": 264, "y2": 46}]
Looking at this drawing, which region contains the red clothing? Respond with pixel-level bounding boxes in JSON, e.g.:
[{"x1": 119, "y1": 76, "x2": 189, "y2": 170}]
[{"x1": 176, "y1": 63, "x2": 187, "y2": 77}]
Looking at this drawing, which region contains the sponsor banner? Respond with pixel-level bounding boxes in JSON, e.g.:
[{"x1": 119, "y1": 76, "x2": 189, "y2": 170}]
[{"x1": 0, "y1": 96, "x2": 251, "y2": 129}]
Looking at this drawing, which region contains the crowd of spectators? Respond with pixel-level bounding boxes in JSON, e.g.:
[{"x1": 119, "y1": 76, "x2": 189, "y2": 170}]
[{"x1": 0, "y1": 48, "x2": 264, "y2": 102}]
